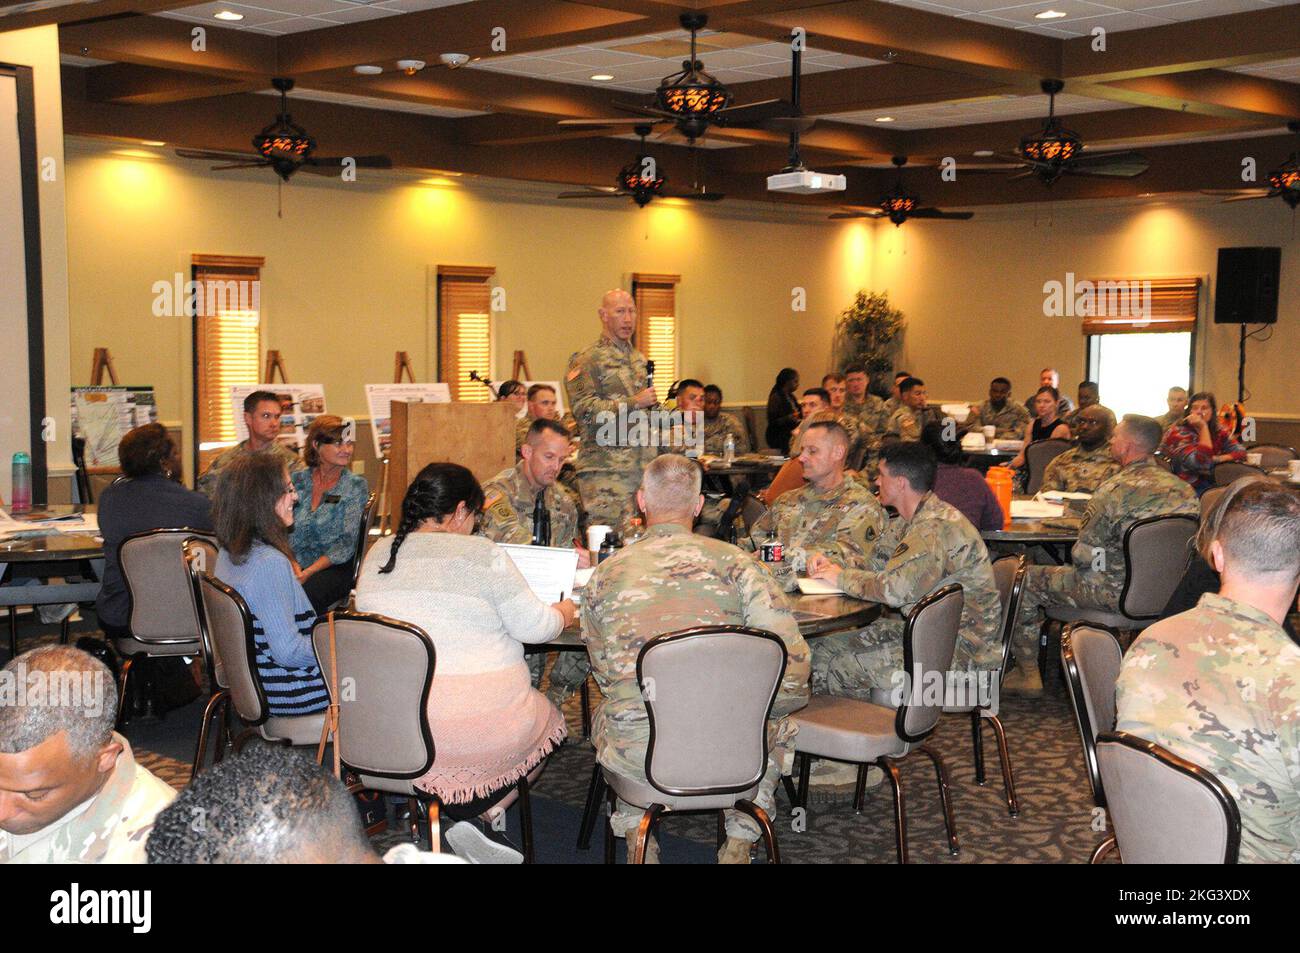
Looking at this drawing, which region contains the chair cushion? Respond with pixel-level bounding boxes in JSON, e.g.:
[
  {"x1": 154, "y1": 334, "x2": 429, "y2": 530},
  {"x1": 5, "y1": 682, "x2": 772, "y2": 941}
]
[
  {"x1": 791, "y1": 695, "x2": 907, "y2": 762},
  {"x1": 113, "y1": 636, "x2": 201, "y2": 659},
  {"x1": 357, "y1": 774, "x2": 417, "y2": 797},
  {"x1": 260, "y1": 713, "x2": 326, "y2": 746},
  {"x1": 604, "y1": 769, "x2": 759, "y2": 812}
]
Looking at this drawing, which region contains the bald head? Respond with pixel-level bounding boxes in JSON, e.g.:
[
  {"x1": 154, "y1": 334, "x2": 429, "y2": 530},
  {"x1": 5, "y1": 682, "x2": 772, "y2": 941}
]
[
  {"x1": 1076, "y1": 404, "x2": 1115, "y2": 450},
  {"x1": 637, "y1": 454, "x2": 703, "y2": 526},
  {"x1": 599, "y1": 289, "x2": 637, "y2": 343}
]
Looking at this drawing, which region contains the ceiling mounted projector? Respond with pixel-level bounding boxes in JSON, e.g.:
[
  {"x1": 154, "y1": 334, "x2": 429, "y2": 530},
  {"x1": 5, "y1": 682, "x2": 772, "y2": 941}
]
[{"x1": 767, "y1": 170, "x2": 846, "y2": 194}]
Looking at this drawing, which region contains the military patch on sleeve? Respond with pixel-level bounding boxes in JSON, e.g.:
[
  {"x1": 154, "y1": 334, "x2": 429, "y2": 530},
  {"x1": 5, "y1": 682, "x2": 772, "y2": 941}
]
[
  {"x1": 566, "y1": 365, "x2": 582, "y2": 381},
  {"x1": 485, "y1": 491, "x2": 504, "y2": 509}
]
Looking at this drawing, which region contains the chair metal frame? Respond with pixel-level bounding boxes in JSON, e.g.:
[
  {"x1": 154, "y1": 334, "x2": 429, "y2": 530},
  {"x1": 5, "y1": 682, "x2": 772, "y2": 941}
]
[
  {"x1": 182, "y1": 538, "x2": 227, "y2": 780},
  {"x1": 1096, "y1": 730, "x2": 1241, "y2": 865},
  {"x1": 337, "y1": 492, "x2": 377, "y2": 611},
  {"x1": 1060, "y1": 621, "x2": 1124, "y2": 863},
  {"x1": 793, "y1": 584, "x2": 964, "y2": 864},
  {"x1": 115, "y1": 526, "x2": 217, "y2": 725}
]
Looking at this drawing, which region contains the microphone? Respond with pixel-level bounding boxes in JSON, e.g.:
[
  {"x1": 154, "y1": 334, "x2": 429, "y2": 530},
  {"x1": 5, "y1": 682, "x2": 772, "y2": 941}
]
[{"x1": 645, "y1": 360, "x2": 655, "y2": 391}]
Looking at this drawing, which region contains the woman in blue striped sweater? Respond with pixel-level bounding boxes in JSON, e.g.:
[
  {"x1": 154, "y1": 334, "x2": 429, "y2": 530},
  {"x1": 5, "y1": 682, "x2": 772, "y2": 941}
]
[{"x1": 212, "y1": 454, "x2": 329, "y2": 716}]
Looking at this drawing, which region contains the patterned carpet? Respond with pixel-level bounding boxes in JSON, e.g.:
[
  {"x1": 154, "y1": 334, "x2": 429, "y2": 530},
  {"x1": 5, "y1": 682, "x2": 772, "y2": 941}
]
[{"x1": 8, "y1": 614, "x2": 1111, "y2": 863}]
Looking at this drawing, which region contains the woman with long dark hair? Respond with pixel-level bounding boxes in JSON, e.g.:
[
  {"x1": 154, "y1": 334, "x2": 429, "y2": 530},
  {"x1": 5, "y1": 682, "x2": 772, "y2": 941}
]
[
  {"x1": 355, "y1": 463, "x2": 574, "y2": 826},
  {"x1": 212, "y1": 454, "x2": 328, "y2": 716},
  {"x1": 765, "y1": 367, "x2": 802, "y2": 455},
  {"x1": 1161, "y1": 391, "x2": 1248, "y2": 495}
]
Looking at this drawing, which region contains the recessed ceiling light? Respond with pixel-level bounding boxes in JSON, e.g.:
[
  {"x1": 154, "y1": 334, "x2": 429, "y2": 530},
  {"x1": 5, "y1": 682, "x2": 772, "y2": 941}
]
[
  {"x1": 1034, "y1": 9, "x2": 1068, "y2": 19},
  {"x1": 354, "y1": 65, "x2": 382, "y2": 75},
  {"x1": 396, "y1": 59, "x2": 426, "y2": 75},
  {"x1": 140, "y1": 140, "x2": 166, "y2": 147},
  {"x1": 213, "y1": 10, "x2": 243, "y2": 20},
  {"x1": 590, "y1": 74, "x2": 614, "y2": 82},
  {"x1": 874, "y1": 116, "x2": 895, "y2": 123},
  {"x1": 973, "y1": 149, "x2": 994, "y2": 157}
]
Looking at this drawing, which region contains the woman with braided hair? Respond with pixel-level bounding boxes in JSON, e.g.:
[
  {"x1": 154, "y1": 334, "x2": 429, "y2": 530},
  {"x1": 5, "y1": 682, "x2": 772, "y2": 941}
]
[{"x1": 355, "y1": 462, "x2": 575, "y2": 824}]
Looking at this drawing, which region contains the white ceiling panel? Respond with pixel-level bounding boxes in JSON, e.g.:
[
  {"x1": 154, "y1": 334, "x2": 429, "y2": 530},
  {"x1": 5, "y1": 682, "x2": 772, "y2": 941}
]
[{"x1": 1228, "y1": 55, "x2": 1300, "y2": 83}]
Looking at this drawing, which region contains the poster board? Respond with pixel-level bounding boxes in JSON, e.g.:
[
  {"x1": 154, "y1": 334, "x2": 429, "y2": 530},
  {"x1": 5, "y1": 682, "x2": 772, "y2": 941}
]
[
  {"x1": 70, "y1": 387, "x2": 159, "y2": 468},
  {"x1": 231, "y1": 384, "x2": 326, "y2": 452},
  {"x1": 490, "y1": 380, "x2": 565, "y2": 417},
  {"x1": 363, "y1": 383, "x2": 451, "y2": 459},
  {"x1": 388, "y1": 402, "x2": 515, "y2": 524}
]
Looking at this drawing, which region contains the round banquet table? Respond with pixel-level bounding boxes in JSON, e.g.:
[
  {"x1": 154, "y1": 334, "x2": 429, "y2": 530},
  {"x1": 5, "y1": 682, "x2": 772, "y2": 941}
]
[
  {"x1": 981, "y1": 519, "x2": 1078, "y2": 564},
  {"x1": 1, "y1": 506, "x2": 105, "y2": 655}
]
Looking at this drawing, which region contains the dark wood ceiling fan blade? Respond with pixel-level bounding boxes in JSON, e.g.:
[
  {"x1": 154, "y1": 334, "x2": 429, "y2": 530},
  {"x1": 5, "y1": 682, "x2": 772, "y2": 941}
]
[
  {"x1": 559, "y1": 118, "x2": 665, "y2": 126},
  {"x1": 208, "y1": 161, "x2": 271, "y2": 171},
  {"x1": 176, "y1": 148, "x2": 262, "y2": 162},
  {"x1": 716, "y1": 98, "x2": 794, "y2": 125},
  {"x1": 679, "y1": 191, "x2": 726, "y2": 201},
  {"x1": 761, "y1": 115, "x2": 818, "y2": 135},
  {"x1": 1200, "y1": 188, "x2": 1268, "y2": 196},
  {"x1": 556, "y1": 190, "x2": 628, "y2": 199},
  {"x1": 828, "y1": 210, "x2": 879, "y2": 219},
  {"x1": 305, "y1": 155, "x2": 393, "y2": 168},
  {"x1": 910, "y1": 208, "x2": 974, "y2": 220},
  {"x1": 1067, "y1": 151, "x2": 1149, "y2": 177},
  {"x1": 1221, "y1": 191, "x2": 1273, "y2": 202},
  {"x1": 1009, "y1": 169, "x2": 1038, "y2": 180},
  {"x1": 1064, "y1": 162, "x2": 1150, "y2": 178}
]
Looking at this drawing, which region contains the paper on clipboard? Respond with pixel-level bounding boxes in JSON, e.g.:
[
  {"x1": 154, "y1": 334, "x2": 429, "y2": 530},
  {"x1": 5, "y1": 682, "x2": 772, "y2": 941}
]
[
  {"x1": 498, "y1": 543, "x2": 579, "y2": 603},
  {"x1": 796, "y1": 577, "x2": 845, "y2": 596}
]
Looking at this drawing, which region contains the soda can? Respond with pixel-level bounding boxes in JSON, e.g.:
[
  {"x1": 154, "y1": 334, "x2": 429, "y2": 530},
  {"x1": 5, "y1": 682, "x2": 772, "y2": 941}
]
[{"x1": 760, "y1": 541, "x2": 783, "y2": 563}]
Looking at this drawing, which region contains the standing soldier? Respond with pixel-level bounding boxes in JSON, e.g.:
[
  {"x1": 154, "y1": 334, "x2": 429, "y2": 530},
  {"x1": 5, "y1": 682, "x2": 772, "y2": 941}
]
[
  {"x1": 582, "y1": 454, "x2": 810, "y2": 864},
  {"x1": 807, "y1": 441, "x2": 1003, "y2": 701},
  {"x1": 565, "y1": 289, "x2": 659, "y2": 533},
  {"x1": 743, "y1": 421, "x2": 886, "y2": 591},
  {"x1": 1007, "y1": 415, "x2": 1197, "y2": 694},
  {"x1": 481, "y1": 419, "x2": 592, "y2": 708}
]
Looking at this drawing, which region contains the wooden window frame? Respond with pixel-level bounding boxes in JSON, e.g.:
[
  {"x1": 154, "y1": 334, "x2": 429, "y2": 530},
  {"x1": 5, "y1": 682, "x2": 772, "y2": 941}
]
[
  {"x1": 436, "y1": 265, "x2": 495, "y2": 402},
  {"x1": 631, "y1": 272, "x2": 680, "y2": 403}
]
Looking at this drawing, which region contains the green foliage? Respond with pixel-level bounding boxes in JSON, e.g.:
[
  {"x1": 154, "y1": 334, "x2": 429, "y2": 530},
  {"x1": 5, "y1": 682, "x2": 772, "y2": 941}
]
[{"x1": 833, "y1": 290, "x2": 905, "y2": 376}]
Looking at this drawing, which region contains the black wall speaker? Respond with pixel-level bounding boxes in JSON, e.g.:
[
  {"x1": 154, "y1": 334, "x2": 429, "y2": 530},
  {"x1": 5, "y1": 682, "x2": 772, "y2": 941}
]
[{"x1": 1214, "y1": 246, "x2": 1281, "y2": 324}]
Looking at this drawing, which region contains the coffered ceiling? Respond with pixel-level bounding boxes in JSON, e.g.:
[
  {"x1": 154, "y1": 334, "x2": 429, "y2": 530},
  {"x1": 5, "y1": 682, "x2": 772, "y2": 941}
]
[{"x1": 4, "y1": 0, "x2": 1297, "y2": 207}]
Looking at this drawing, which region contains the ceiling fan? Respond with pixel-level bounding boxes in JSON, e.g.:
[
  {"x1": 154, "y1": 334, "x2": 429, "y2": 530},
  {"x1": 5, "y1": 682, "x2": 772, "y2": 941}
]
[
  {"x1": 1201, "y1": 120, "x2": 1300, "y2": 209},
  {"x1": 174, "y1": 78, "x2": 393, "y2": 183},
  {"x1": 557, "y1": 13, "x2": 799, "y2": 143},
  {"x1": 829, "y1": 157, "x2": 974, "y2": 225},
  {"x1": 556, "y1": 125, "x2": 725, "y2": 206},
  {"x1": 968, "y1": 79, "x2": 1150, "y2": 185}
]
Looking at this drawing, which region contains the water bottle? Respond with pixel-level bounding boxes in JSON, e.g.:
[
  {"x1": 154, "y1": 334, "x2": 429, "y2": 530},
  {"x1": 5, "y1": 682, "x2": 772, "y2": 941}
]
[
  {"x1": 723, "y1": 433, "x2": 735, "y2": 466},
  {"x1": 10, "y1": 452, "x2": 32, "y2": 513}
]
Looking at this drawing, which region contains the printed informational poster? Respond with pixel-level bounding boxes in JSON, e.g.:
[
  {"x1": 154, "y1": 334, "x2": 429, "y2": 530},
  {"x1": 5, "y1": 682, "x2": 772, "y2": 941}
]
[
  {"x1": 70, "y1": 387, "x2": 159, "y2": 467},
  {"x1": 363, "y1": 383, "x2": 451, "y2": 458},
  {"x1": 489, "y1": 380, "x2": 566, "y2": 417},
  {"x1": 231, "y1": 384, "x2": 327, "y2": 452}
]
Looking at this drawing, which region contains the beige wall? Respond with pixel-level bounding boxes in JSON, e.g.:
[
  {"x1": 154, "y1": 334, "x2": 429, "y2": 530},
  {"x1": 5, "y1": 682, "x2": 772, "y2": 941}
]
[
  {"x1": 0, "y1": 26, "x2": 72, "y2": 496},
  {"x1": 64, "y1": 140, "x2": 872, "y2": 474},
  {"x1": 872, "y1": 198, "x2": 1300, "y2": 417},
  {"x1": 62, "y1": 138, "x2": 1299, "y2": 476}
]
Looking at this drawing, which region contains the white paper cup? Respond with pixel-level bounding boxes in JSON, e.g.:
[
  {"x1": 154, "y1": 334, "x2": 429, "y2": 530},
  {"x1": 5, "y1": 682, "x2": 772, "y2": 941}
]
[
  {"x1": 982, "y1": 426, "x2": 996, "y2": 442},
  {"x1": 587, "y1": 525, "x2": 612, "y2": 552},
  {"x1": 1246, "y1": 452, "x2": 1262, "y2": 467},
  {"x1": 1289, "y1": 460, "x2": 1300, "y2": 478}
]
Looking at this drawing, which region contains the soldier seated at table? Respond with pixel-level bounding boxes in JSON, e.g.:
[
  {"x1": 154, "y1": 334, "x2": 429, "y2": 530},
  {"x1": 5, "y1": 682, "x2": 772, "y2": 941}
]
[
  {"x1": 1006, "y1": 415, "x2": 1197, "y2": 695},
  {"x1": 196, "y1": 389, "x2": 304, "y2": 498},
  {"x1": 1116, "y1": 480, "x2": 1300, "y2": 864},
  {"x1": 967, "y1": 377, "x2": 1031, "y2": 440},
  {"x1": 1040, "y1": 405, "x2": 1120, "y2": 494},
  {"x1": 514, "y1": 383, "x2": 577, "y2": 456},
  {"x1": 482, "y1": 418, "x2": 591, "y2": 709},
  {"x1": 0, "y1": 646, "x2": 177, "y2": 863},
  {"x1": 701, "y1": 384, "x2": 750, "y2": 456},
  {"x1": 581, "y1": 454, "x2": 810, "y2": 864},
  {"x1": 742, "y1": 421, "x2": 886, "y2": 591},
  {"x1": 885, "y1": 377, "x2": 939, "y2": 443},
  {"x1": 807, "y1": 441, "x2": 1003, "y2": 706}
]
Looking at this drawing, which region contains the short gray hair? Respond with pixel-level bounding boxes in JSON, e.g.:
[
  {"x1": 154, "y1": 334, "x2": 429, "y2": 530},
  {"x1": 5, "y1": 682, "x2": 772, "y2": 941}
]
[
  {"x1": 0, "y1": 647, "x2": 117, "y2": 759},
  {"x1": 1119, "y1": 414, "x2": 1163, "y2": 454},
  {"x1": 641, "y1": 454, "x2": 702, "y2": 515},
  {"x1": 1216, "y1": 481, "x2": 1300, "y2": 581},
  {"x1": 1197, "y1": 474, "x2": 1269, "y2": 561}
]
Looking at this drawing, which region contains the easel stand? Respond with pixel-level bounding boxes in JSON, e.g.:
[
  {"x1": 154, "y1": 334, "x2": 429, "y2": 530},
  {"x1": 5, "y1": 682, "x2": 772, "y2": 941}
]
[{"x1": 264, "y1": 350, "x2": 289, "y2": 384}]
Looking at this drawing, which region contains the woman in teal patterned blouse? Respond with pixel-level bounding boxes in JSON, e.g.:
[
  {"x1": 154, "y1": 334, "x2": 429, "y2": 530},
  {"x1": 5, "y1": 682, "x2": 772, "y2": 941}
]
[{"x1": 290, "y1": 415, "x2": 370, "y2": 613}]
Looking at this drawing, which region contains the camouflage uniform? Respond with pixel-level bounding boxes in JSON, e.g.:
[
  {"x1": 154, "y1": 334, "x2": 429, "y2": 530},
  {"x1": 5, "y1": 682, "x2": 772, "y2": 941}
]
[
  {"x1": 813, "y1": 493, "x2": 1003, "y2": 700},
  {"x1": 789, "y1": 412, "x2": 863, "y2": 460},
  {"x1": 970, "y1": 399, "x2": 1030, "y2": 440},
  {"x1": 0, "y1": 734, "x2": 176, "y2": 863},
  {"x1": 1012, "y1": 458, "x2": 1197, "y2": 665},
  {"x1": 703, "y1": 412, "x2": 751, "y2": 456},
  {"x1": 196, "y1": 439, "x2": 303, "y2": 498},
  {"x1": 1041, "y1": 442, "x2": 1121, "y2": 494},
  {"x1": 1116, "y1": 593, "x2": 1300, "y2": 863},
  {"x1": 581, "y1": 523, "x2": 811, "y2": 843},
  {"x1": 885, "y1": 404, "x2": 938, "y2": 442},
  {"x1": 1155, "y1": 409, "x2": 1182, "y2": 434},
  {"x1": 565, "y1": 336, "x2": 657, "y2": 534},
  {"x1": 516, "y1": 413, "x2": 580, "y2": 455},
  {"x1": 883, "y1": 396, "x2": 901, "y2": 418},
  {"x1": 742, "y1": 477, "x2": 887, "y2": 591},
  {"x1": 480, "y1": 462, "x2": 588, "y2": 704}
]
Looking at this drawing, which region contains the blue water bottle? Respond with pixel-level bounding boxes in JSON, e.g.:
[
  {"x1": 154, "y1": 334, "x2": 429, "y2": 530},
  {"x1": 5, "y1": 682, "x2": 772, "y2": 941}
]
[{"x1": 11, "y1": 451, "x2": 32, "y2": 513}]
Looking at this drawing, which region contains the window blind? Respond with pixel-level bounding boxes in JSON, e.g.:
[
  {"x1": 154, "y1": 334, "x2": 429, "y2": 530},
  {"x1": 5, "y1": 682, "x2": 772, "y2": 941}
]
[
  {"x1": 1080, "y1": 276, "x2": 1201, "y2": 334},
  {"x1": 632, "y1": 273, "x2": 679, "y2": 403},
  {"x1": 437, "y1": 266, "x2": 494, "y2": 402},
  {"x1": 193, "y1": 255, "x2": 264, "y2": 473}
]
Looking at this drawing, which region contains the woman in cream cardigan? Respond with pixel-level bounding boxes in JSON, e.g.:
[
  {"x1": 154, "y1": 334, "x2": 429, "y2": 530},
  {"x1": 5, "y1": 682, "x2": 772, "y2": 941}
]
[{"x1": 355, "y1": 462, "x2": 575, "y2": 821}]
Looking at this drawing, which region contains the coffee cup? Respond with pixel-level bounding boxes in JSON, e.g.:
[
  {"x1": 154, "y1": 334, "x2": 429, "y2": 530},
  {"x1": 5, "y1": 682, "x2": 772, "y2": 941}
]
[
  {"x1": 1289, "y1": 460, "x2": 1300, "y2": 480},
  {"x1": 587, "y1": 525, "x2": 612, "y2": 552},
  {"x1": 982, "y1": 426, "x2": 996, "y2": 442},
  {"x1": 1246, "y1": 452, "x2": 1262, "y2": 467}
]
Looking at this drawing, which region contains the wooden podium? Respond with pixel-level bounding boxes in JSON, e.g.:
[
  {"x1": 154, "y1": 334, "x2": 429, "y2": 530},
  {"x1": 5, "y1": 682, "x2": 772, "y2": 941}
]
[{"x1": 388, "y1": 402, "x2": 516, "y2": 522}]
